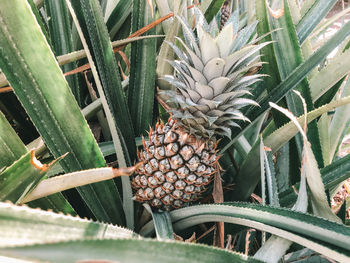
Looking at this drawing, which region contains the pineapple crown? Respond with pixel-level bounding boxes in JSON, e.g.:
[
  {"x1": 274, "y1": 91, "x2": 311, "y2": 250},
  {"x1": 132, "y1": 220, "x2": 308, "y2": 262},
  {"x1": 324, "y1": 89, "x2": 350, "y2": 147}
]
[{"x1": 161, "y1": 8, "x2": 270, "y2": 139}]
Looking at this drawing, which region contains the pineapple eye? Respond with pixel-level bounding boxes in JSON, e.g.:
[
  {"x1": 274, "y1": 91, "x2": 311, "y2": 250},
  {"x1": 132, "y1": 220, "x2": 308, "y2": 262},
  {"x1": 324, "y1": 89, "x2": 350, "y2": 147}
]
[
  {"x1": 201, "y1": 151, "x2": 210, "y2": 164},
  {"x1": 142, "y1": 150, "x2": 150, "y2": 161},
  {"x1": 170, "y1": 154, "x2": 184, "y2": 169},
  {"x1": 148, "y1": 145, "x2": 155, "y2": 155},
  {"x1": 187, "y1": 156, "x2": 200, "y2": 171},
  {"x1": 138, "y1": 165, "x2": 145, "y2": 173},
  {"x1": 196, "y1": 164, "x2": 207, "y2": 173},
  {"x1": 155, "y1": 146, "x2": 165, "y2": 157},
  {"x1": 165, "y1": 142, "x2": 179, "y2": 157},
  {"x1": 186, "y1": 174, "x2": 197, "y2": 183},
  {"x1": 149, "y1": 158, "x2": 158, "y2": 169},
  {"x1": 144, "y1": 188, "x2": 154, "y2": 199},
  {"x1": 182, "y1": 193, "x2": 191, "y2": 201},
  {"x1": 179, "y1": 145, "x2": 194, "y2": 161},
  {"x1": 154, "y1": 171, "x2": 165, "y2": 183},
  {"x1": 175, "y1": 180, "x2": 186, "y2": 189},
  {"x1": 164, "y1": 131, "x2": 177, "y2": 143},
  {"x1": 173, "y1": 200, "x2": 183, "y2": 208},
  {"x1": 163, "y1": 125, "x2": 170, "y2": 133},
  {"x1": 176, "y1": 166, "x2": 189, "y2": 179},
  {"x1": 154, "y1": 187, "x2": 166, "y2": 199},
  {"x1": 159, "y1": 159, "x2": 170, "y2": 172},
  {"x1": 144, "y1": 163, "x2": 153, "y2": 174},
  {"x1": 140, "y1": 175, "x2": 148, "y2": 187},
  {"x1": 172, "y1": 189, "x2": 183, "y2": 198},
  {"x1": 162, "y1": 182, "x2": 175, "y2": 193},
  {"x1": 132, "y1": 175, "x2": 141, "y2": 186},
  {"x1": 162, "y1": 195, "x2": 174, "y2": 205},
  {"x1": 184, "y1": 185, "x2": 195, "y2": 193},
  {"x1": 165, "y1": 171, "x2": 177, "y2": 183},
  {"x1": 202, "y1": 177, "x2": 209, "y2": 184},
  {"x1": 147, "y1": 176, "x2": 158, "y2": 186},
  {"x1": 150, "y1": 134, "x2": 156, "y2": 144},
  {"x1": 195, "y1": 186, "x2": 202, "y2": 193},
  {"x1": 136, "y1": 189, "x2": 146, "y2": 199}
]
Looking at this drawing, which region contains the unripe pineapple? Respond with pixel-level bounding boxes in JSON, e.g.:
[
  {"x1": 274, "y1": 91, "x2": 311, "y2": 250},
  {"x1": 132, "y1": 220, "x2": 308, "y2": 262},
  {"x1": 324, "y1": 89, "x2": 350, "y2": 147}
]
[{"x1": 132, "y1": 9, "x2": 268, "y2": 210}]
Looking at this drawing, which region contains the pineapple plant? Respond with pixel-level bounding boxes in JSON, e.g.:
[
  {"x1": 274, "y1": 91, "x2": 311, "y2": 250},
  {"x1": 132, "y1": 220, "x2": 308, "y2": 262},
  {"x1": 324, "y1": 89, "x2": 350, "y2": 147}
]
[
  {"x1": 132, "y1": 10, "x2": 268, "y2": 210},
  {"x1": 2, "y1": 1, "x2": 350, "y2": 262}
]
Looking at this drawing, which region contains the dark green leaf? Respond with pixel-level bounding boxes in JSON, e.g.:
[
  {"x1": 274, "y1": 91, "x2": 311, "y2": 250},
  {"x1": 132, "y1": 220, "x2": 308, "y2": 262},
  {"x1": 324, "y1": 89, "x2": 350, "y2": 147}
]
[
  {"x1": 296, "y1": 0, "x2": 337, "y2": 43},
  {"x1": 45, "y1": 0, "x2": 81, "y2": 106},
  {"x1": 1, "y1": 239, "x2": 261, "y2": 263},
  {"x1": 106, "y1": 0, "x2": 132, "y2": 39},
  {"x1": 128, "y1": 0, "x2": 156, "y2": 136},
  {"x1": 0, "y1": 201, "x2": 137, "y2": 247},
  {"x1": 0, "y1": 152, "x2": 46, "y2": 203},
  {"x1": 70, "y1": 0, "x2": 136, "y2": 162},
  {"x1": 204, "y1": 0, "x2": 226, "y2": 23}
]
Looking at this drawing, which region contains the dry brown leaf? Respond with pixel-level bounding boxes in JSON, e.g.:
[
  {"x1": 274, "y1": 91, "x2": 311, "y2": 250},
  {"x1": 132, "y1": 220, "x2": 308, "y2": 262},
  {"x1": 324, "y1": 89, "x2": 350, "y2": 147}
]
[{"x1": 213, "y1": 163, "x2": 224, "y2": 248}]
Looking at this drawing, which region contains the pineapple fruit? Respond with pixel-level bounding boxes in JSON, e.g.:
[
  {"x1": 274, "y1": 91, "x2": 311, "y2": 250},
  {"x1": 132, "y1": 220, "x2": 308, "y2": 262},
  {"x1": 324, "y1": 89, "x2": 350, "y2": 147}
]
[{"x1": 131, "y1": 9, "x2": 268, "y2": 210}]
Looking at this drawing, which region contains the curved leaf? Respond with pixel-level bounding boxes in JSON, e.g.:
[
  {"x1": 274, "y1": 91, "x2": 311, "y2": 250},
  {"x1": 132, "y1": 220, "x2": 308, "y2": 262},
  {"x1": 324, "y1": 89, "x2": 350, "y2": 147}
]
[
  {"x1": 1, "y1": 239, "x2": 261, "y2": 263},
  {"x1": 296, "y1": 0, "x2": 337, "y2": 43},
  {"x1": 128, "y1": 0, "x2": 156, "y2": 136},
  {"x1": 0, "y1": 152, "x2": 46, "y2": 204},
  {"x1": 233, "y1": 95, "x2": 350, "y2": 200},
  {"x1": 141, "y1": 203, "x2": 350, "y2": 262},
  {"x1": 0, "y1": 202, "x2": 137, "y2": 247}
]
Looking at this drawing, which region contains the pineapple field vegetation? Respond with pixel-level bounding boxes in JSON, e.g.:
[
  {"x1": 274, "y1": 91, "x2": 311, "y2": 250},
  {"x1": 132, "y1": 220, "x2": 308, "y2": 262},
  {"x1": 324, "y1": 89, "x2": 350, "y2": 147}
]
[{"x1": 1, "y1": 0, "x2": 350, "y2": 262}]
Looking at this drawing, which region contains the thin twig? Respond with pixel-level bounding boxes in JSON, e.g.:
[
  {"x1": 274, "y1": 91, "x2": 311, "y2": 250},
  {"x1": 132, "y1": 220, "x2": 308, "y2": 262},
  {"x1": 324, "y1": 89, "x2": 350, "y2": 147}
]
[
  {"x1": 196, "y1": 224, "x2": 216, "y2": 242},
  {"x1": 0, "y1": 86, "x2": 13, "y2": 93},
  {"x1": 213, "y1": 162, "x2": 224, "y2": 248},
  {"x1": 64, "y1": 4, "x2": 198, "y2": 77}
]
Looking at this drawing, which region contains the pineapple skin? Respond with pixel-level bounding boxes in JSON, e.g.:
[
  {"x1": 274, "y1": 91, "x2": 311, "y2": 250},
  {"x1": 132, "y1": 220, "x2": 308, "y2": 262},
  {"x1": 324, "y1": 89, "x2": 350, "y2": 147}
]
[{"x1": 132, "y1": 118, "x2": 218, "y2": 210}]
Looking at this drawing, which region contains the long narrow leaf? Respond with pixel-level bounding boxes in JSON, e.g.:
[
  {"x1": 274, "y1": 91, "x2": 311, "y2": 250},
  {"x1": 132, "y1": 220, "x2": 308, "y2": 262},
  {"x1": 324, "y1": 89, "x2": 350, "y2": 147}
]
[
  {"x1": 106, "y1": 0, "x2": 132, "y2": 39},
  {"x1": 232, "y1": 95, "x2": 350, "y2": 200},
  {"x1": 45, "y1": 0, "x2": 81, "y2": 105},
  {"x1": 144, "y1": 205, "x2": 174, "y2": 241},
  {"x1": 0, "y1": 202, "x2": 137, "y2": 247},
  {"x1": 0, "y1": 151, "x2": 47, "y2": 204},
  {"x1": 128, "y1": 0, "x2": 156, "y2": 136},
  {"x1": 67, "y1": 0, "x2": 131, "y2": 227},
  {"x1": 268, "y1": 0, "x2": 323, "y2": 167},
  {"x1": 296, "y1": 0, "x2": 337, "y2": 43},
  {"x1": 310, "y1": 48, "x2": 350, "y2": 102},
  {"x1": 281, "y1": 144, "x2": 350, "y2": 207},
  {"x1": 1, "y1": 238, "x2": 261, "y2": 263},
  {"x1": 0, "y1": 112, "x2": 27, "y2": 168},
  {"x1": 329, "y1": 78, "x2": 350, "y2": 160},
  {"x1": 70, "y1": 0, "x2": 136, "y2": 161},
  {"x1": 269, "y1": 100, "x2": 341, "y2": 223}
]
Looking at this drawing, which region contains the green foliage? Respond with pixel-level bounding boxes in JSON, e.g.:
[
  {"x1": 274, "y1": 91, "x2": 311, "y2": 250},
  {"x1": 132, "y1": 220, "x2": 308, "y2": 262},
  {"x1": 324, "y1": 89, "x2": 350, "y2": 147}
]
[{"x1": 1, "y1": 0, "x2": 350, "y2": 262}]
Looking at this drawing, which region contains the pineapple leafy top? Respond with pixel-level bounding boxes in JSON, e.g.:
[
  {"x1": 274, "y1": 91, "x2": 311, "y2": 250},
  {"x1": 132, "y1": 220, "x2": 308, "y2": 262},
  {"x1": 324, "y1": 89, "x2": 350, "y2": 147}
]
[{"x1": 161, "y1": 8, "x2": 269, "y2": 139}]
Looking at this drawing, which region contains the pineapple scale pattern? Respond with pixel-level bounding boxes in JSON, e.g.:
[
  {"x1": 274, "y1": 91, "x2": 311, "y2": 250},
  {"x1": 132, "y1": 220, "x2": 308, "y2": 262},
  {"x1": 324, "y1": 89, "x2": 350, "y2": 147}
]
[{"x1": 132, "y1": 118, "x2": 218, "y2": 210}]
